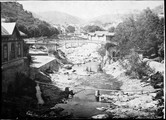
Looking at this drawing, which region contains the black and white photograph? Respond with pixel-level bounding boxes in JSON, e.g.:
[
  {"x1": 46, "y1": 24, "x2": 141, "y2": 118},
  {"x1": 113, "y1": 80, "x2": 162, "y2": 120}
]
[{"x1": 1, "y1": 0, "x2": 165, "y2": 119}]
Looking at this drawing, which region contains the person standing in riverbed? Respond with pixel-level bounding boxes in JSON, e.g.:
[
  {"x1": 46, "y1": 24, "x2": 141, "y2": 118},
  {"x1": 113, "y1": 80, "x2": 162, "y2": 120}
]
[{"x1": 95, "y1": 90, "x2": 100, "y2": 102}]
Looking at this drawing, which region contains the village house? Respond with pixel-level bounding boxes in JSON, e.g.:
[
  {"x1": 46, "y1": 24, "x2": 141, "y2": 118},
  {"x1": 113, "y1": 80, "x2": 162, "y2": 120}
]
[
  {"x1": 87, "y1": 31, "x2": 115, "y2": 42},
  {"x1": 1, "y1": 22, "x2": 28, "y2": 93}
]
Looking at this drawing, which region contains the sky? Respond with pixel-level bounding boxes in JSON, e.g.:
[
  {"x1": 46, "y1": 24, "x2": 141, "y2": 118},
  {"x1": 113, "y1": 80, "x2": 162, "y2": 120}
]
[{"x1": 18, "y1": 1, "x2": 164, "y2": 20}]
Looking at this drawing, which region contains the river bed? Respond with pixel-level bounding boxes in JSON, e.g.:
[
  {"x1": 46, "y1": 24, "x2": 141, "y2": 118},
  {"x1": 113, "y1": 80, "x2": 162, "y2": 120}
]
[
  {"x1": 50, "y1": 60, "x2": 121, "y2": 118},
  {"x1": 44, "y1": 43, "x2": 161, "y2": 119}
]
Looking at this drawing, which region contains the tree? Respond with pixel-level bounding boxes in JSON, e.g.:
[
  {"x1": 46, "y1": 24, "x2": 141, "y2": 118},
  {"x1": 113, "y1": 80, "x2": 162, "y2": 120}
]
[
  {"x1": 83, "y1": 25, "x2": 104, "y2": 32},
  {"x1": 108, "y1": 26, "x2": 115, "y2": 32},
  {"x1": 1, "y1": 2, "x2": 59, "y2": 38},
  {"x1": 66, "y1": 26, "x2": 75, "y2": 33},
  {"x1": 114, "y1": 8, "x2": 164, "y2": 59},
  {"x1": 97, "y1": 44, "x2": 106, "y2": 61}
]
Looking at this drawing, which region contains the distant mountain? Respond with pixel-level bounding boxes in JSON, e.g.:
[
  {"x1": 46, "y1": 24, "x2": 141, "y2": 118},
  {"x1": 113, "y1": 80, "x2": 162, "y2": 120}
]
[
  {"x1": 89, "y1": 14, "x2": 123, "y2": 25},
  {"x1": 152, "y1": 4, "x2": 164, "y2": 15},
  {"x1": 33, "y1": 11, "x2": 85, "y2": 25},
  {"x1": 1, "y1": 2, "x2": 59, "y2": 37},
  {"x1": 88, "y1": 10, "x2": 141, "y2": 25}
]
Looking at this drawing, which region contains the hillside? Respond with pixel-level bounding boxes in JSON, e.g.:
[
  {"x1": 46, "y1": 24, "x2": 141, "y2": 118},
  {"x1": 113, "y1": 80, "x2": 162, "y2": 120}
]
[
  {"x1": 34, "y1": 11, "x2": 85, "y2": 25},
  {"x1": 89, "y1": 10, "x2": 140, "y2": 24},
  {"x1": 1, "y1": 2, "x2": 59, "y2": 37},
  {"x1": 89, "y1": 14, "x2": 124, "y2": 24},
  {"x1": 152, "y1": 4, "x2": 164, "y2": 15}
]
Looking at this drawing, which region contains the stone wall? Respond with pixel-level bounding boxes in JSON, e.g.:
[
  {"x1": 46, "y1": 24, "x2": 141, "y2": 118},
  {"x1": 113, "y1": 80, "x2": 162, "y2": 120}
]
[
  {"x1": 30, "y1": 59, "x2": 59, "y2": 80},
  {"x1": 2, "y1": 58, "x2": 28, "y2": 93},
  {"x1": 40, "y1": 59, "x2": 59, "y2": 72}
]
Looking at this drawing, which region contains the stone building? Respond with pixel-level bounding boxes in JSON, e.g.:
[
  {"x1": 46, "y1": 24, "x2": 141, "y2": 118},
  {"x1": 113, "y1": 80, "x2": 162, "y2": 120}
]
[
  {"x1": 88, "y1": 31, "x2": 114, "y2": 42},
  {"x1": 1, "y1": 22, "x2": 27, "y2": 93}
]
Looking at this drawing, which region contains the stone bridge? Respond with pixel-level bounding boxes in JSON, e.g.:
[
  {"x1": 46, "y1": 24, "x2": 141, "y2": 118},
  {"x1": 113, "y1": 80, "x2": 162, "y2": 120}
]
[
  {"x1": 26, "y1": 39, "x2": 105, "y2": 50},
  {"x1": 58, "y1": 40, "x2": 106, "y2": 48}
]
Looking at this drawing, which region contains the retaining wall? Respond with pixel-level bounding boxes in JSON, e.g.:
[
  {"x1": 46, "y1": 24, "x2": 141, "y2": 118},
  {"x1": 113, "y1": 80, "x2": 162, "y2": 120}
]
[{"x1": 2, "y1": 58, "x2": 28, "y2": 93}]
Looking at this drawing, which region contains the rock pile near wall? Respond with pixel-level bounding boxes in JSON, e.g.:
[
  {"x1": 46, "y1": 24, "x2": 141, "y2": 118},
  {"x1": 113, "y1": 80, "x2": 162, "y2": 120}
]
[{"x1": 100, "y1": 59, "x2": 164, "y2": 118}]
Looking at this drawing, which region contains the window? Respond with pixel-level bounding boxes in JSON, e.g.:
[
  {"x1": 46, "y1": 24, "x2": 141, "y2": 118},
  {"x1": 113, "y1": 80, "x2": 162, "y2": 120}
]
[
  {"x1": 3, "y1": 44, "x2": 8, "y2": 62},
  {"x1": 10, "y1": 43, "x2": 15, "y2": 59},
  {"x1": 18, "y1": 43, "x2": 21, "y2": 57}
]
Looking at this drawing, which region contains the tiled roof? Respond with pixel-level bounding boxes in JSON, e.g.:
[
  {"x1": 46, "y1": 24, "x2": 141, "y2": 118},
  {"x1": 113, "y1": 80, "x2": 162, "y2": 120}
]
[
  {"x1": 2, "y1": 22, "x2": 27, "y2": 36},
  {"x1": 95, "y1": 31, "x2": 115, "y2": 36},
  {"x1": 1, "y1": 26, "x2": 9, "y2": 35},
  {"x1": 1, "y1": 22, "x2": 16, "y2": 35}
]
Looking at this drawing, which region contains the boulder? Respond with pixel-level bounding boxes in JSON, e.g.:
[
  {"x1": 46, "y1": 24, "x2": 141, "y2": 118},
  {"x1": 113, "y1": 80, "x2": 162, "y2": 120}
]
[
  {"x1": 92, "y1": 114, "x2": 109, "y2": 119},
  {"x1": 63, "y1": 64, "x2": 73, "y2": 70},
  {"x1": 147, "y1": 61, "x2": 164, "y2": 74}
]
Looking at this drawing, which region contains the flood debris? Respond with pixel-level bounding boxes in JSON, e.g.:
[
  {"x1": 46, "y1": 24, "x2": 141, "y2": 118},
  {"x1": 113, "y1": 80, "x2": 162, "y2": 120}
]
[{"x1": 3, "y1": 42, "x2": 162, "y2": 119}]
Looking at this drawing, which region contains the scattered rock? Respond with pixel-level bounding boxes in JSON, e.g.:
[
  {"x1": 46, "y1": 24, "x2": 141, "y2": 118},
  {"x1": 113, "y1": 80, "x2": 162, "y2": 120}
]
[
  {"x1": 63, "y1": 64, "x2": 73, "y2": 70},
  {"x1": 96, "y1": 107, "x2": 107, "y2": 111},
  {"x1": 92, "y1": 114, "x2": 109, "y2": 119}
]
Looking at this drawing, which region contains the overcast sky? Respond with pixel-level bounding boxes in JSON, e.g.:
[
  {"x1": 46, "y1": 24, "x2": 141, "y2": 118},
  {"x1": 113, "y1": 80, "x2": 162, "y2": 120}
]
[{"x1": 18, "y1": 1, "x2": 164, "y2": 20}]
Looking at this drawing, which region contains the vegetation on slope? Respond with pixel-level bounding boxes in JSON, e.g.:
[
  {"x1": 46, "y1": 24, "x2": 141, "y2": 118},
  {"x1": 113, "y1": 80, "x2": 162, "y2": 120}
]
[
  {"x1": 83, "y1": 25, "x2": 105, "y2": 32},
  {"x1": 1, "y1": 2, "x2": 59, "y2": 37},
  {"x1": 113, "y1": 7, "x2": 164, "y2": 60}
]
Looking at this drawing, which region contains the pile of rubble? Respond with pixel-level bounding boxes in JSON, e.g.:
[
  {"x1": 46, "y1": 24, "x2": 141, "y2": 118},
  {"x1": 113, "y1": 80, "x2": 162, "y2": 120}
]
[
  {"x1": 91, "y1": 90, "x2": 160, "y2": 119},
  {"x1": 96, "y1": 59, "x2": 164, "y2": 119},
  {"x1": 62, "y1": 43, "x2": 101, "y2": 64}
]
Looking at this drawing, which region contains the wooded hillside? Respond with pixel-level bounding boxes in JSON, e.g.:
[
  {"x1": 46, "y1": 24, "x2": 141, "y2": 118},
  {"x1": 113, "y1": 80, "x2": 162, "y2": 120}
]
[{"x1": 1, "y1": 2, "x2": 59, "y2": 37}]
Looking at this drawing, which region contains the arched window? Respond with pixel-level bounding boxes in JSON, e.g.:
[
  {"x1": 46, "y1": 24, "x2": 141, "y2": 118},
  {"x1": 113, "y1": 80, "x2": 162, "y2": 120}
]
[
  {"x1": 11, "y1": 43, "x2": 15, "y2": 59},
  {"x1": 3, "y1": 44, "x2": 8, "y2": 62},
  {"x1": 18, "y1": 43, "x2": 21, "y2": 57}
]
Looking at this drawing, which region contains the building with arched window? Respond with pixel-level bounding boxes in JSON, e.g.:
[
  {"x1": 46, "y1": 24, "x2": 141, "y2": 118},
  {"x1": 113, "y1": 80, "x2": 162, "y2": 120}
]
[{"x1": 1, "y1": 22, "x2": 27, "y2": 93}]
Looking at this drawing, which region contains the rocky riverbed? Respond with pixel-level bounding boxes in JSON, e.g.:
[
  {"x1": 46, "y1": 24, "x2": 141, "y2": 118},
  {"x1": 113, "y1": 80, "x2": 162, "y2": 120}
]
[
  {"x1": 46, "y1": 43, "x2": 164, "y2": 119},
  {"x1": 2, "y1": 43, "x2": 164, "y2": 119}
]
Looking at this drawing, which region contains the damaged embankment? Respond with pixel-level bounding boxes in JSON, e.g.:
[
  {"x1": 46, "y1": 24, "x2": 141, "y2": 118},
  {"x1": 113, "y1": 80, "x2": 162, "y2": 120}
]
[
  {"x1": 47, "y1": 43, "x2": 164, "y2": 119},
  {"x1": 1, "y1": 49, "x2": 75, "y2": 119},
  {"x1": 97, "y1": 46, "x2": 164, "y2": 119},
  {"x1": 1, "y1": 43, "x2": 164, "y2": 119}
]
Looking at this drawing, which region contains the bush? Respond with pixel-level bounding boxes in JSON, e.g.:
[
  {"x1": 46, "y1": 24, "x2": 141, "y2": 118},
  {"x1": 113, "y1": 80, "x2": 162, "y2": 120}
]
[
  {"x1": 150, "y1": 72, "x2": 163, "y2": 89},
  {"x1": 119, "y1": 51, "x2": 154, "y2": 79}
]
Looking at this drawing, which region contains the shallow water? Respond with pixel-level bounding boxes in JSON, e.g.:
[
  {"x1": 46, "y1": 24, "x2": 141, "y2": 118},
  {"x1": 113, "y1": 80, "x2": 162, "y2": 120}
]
[
  {"x1": 55, "y1": 61, "x2": 121, "y2": 118},
  {"x1": 56, "y1": 89, "x2": 111, "y2": 118}
]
